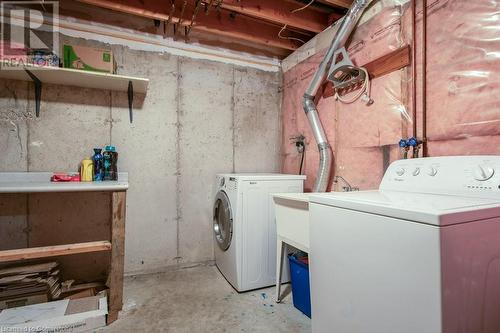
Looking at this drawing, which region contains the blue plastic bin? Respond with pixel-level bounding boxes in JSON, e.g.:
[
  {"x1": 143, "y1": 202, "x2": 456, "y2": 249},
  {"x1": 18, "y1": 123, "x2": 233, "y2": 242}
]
[{"x1": 288, "y1": 253, "x2": 311, "y2": 318}]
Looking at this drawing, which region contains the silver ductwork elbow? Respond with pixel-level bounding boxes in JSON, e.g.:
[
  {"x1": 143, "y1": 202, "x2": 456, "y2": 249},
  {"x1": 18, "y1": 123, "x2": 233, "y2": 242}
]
[
  {"x1": 303, "y1": 94, "x2": 332, "y2": 192},
  {"x1": 302, "y1": 0, "x2": 373, "y2": 192}
]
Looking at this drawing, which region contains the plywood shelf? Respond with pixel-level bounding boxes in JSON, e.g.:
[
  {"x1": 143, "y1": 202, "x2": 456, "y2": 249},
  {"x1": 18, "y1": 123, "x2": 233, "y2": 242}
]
[
  {"x1": 0, "y1": 61, "x2": 149, "y2": 93},
  {"x1": 0, "y1": 241, "x2": 112, "y2": 263}
]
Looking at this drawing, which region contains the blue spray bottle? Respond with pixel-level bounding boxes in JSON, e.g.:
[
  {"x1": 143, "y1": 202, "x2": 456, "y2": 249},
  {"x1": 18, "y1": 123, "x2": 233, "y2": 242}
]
[{"x1": 92, "y1": 148, "x2": 104, "y2": 181}]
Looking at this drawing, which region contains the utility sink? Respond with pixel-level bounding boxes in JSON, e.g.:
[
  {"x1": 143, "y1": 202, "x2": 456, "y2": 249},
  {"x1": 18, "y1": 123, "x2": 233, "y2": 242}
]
[
  {"x1": 273, "y1": 192, "x2": 315, "y2": 303},
  {"x1": 273, "y1": 193, "x2": 312, "y2": 251}
]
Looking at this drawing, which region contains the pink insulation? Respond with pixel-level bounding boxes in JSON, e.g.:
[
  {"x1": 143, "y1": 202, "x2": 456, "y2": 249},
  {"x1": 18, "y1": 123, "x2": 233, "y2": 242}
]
[
  {"x1": 348, "y1": 5, "x2": 405, "y2": 65},
  {"x1": 282, "y1": 0, "x2": 500, "y2": 191},
  {"x1": 335, "y1": 71, "x2": 407, "y2": 148},
  {"x1": 426, "y1": 0, "x2": 500, "y2": 141}
]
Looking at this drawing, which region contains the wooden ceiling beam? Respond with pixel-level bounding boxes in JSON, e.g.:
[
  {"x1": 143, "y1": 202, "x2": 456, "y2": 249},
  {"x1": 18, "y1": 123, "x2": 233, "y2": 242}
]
[
  {"x1": 211, "y1": 0, "x2": 329, "y2": 33},
  {"x1": 76, "y1": 0, "x2": 302, "y2": 50},
  {"x1": 317, "y1": 0, "x2": 353, "y2": 9},
  {"x1": 328, "y1": 12, "x2": 343, "y2": 25},
  {"x1": 58, "y1": 1, "x2": 292, "y2": 59}
]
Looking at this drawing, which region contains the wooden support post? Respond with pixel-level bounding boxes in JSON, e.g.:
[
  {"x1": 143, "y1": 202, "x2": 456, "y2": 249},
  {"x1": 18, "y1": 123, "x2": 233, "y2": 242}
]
[{"x1": 107, "y1": 191, "x2": 126, "y2": 324}]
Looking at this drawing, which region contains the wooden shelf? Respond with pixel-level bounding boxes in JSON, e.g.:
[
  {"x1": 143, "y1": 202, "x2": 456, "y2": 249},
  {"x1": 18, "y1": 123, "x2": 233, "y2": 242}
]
[
  {"x1": 0, "y1": 241, "x2": 112, "y2": 262},
  {"x1": 0, "y1": 60, "x2": 148, "y2": 121},
  {"x1": 0, "y1": 61, "x2": 149, "y2": 93}
]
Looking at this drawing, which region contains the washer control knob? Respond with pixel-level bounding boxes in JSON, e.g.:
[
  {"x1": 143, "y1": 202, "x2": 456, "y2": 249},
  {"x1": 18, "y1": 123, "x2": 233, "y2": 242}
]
[
  {"x1": 427, "y1": 166, "x2": 438, "y2": 177},
  {"x1": 220, "y1": 177, "x2": 226, "y2": 187},
  {"x1": 474, "y1": 164, "x2": 495, "y2": 181},
  {"x1": 396, "y1": 168, "x2": 405, "y2": 176},
  {"x1": 413, "y1": 167, "x2": 421, "y2": 176}
]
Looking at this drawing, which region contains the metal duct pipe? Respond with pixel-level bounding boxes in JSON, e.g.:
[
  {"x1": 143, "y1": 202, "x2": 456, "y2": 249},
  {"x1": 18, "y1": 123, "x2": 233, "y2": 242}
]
[{"x1": 303, "y1": 0, "x2": 373, "y2": 192}]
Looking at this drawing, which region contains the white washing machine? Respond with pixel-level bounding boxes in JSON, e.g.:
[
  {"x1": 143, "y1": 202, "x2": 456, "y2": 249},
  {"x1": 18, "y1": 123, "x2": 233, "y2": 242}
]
[
  {"x1": 309, "y1": 156, "x2": 500, "y2": 333},
  {"x1": 213, "y1": 173, "x2": 305, "y2": 292}
]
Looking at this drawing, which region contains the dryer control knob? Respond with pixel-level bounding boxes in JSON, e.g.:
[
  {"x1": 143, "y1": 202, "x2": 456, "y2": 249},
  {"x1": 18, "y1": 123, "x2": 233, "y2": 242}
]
[
  {"x1": 474, "y1": 164, "x2": 495, "y2": 181},
  {"x1": 427, "y1": 166, "x2": 438, "y2": 177},
  {"x1": 396, "y1": 168, "x2": 405, "y2": 176},
  {"x1": 412, "y1": 167, "x2": 421, "y2": 176}
]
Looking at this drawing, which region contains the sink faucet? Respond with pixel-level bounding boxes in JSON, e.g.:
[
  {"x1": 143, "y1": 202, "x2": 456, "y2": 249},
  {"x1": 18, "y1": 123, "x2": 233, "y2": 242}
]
[{"x1": 333, "y1": 176, "x2": 359, "y2": 192}]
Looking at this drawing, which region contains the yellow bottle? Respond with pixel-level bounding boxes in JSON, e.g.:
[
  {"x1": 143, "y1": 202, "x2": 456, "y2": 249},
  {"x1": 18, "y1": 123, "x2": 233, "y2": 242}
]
[{"x1": 81, "y1": 158, "x2": 94, "y2": 182}]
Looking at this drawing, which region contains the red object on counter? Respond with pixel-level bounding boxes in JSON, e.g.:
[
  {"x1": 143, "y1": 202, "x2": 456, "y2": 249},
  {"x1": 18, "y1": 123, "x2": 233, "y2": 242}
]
[{"x1": 51, "y1": 173, "x2": 80, "y2": 182}]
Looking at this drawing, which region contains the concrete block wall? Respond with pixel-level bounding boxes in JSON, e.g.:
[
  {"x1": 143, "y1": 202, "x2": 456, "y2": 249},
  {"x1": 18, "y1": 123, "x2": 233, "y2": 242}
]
[{"x1": 0, "y1": 35, "x2": 282, "y2": 276}]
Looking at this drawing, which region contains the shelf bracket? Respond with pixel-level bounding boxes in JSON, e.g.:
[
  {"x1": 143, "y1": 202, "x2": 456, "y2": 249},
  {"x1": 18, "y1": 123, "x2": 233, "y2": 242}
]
[
  {"x1": 128, "y1": 80, "x2": 133, "y2": 123},
  {"x1": 25, "y1": 69, "x2": 42, "y2": 117}
]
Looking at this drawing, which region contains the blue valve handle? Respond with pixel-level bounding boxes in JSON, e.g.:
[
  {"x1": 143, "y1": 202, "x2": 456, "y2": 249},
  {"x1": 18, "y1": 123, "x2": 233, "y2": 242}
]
[
  {"x1": 399, "y1": 139, "x2": 411, "y2": 159},
  {"x1": 408, "y1": 137, "x2": 419, "y2": 147},
  {"x1": 408, "y1": 137, "x2": 422, "y2": 158}
]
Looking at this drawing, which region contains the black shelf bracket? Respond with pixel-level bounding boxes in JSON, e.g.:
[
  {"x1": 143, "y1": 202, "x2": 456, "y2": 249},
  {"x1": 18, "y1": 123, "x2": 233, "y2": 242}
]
[
  {"x1": 128, "y1": 80, "x2": 134, "y2": 123},
  {"x1": 25, "y1": 69, "x2": 42, "y2": 117}
]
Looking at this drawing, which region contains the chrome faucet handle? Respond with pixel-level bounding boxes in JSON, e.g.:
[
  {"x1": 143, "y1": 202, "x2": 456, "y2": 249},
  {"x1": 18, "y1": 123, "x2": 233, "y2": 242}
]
[{"x1": 334, "y1": 176, "x2": 358, "y2": 192}]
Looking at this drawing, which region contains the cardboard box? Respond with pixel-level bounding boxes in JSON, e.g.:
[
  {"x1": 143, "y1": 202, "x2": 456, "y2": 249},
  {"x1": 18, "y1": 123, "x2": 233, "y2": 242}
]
[
  {"x1": 0, "y1": 294, "x2": 48, "y2": 310},
  {"x1": 63, "y1": 44, "x2": 115, "y2": 73},
  {"x1": 0, "y1": 294, "x2": 108, "y2": 333}
]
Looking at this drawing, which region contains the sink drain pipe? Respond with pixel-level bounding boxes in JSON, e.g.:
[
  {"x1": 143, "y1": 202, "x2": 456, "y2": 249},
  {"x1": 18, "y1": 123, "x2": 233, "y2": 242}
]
[{"x1": 302, "y1": 0, "x2": 373, "y2": 192}]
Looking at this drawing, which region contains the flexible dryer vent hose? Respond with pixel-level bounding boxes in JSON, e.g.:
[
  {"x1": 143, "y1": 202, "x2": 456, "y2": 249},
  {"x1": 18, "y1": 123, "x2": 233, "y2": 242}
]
[{"x1": 302, "y1": 0, "x2": 373, "y2": 192}]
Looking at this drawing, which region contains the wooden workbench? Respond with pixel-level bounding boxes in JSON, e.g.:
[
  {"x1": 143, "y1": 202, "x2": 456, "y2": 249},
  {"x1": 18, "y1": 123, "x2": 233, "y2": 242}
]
[{"x1": 0, "y1": 172, "x2": 128, "y2": 324}]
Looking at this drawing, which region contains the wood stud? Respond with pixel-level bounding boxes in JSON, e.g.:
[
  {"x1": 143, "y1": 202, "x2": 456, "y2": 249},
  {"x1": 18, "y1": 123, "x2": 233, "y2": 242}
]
[
  {"x1": 165, "y1": 0, "x2": 176, "y2": 38},
  {"x1": 186, "y1": 0, "x2": 203, "y2": 36}
]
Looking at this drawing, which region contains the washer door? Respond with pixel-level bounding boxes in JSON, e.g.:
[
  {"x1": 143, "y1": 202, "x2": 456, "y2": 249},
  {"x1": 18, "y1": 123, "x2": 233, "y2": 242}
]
[{"x1": 213, "y1": 190, "x2": 233, "y2": 251}]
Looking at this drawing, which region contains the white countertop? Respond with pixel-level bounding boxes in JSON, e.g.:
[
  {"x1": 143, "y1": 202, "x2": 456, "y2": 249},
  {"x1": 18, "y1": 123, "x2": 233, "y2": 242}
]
[
  {"x1": 0, "y1": 172, "x2": 129, "y2": 193},
  {"x1": 272, "y1": 192, "x2": 317, "y2": 203}
]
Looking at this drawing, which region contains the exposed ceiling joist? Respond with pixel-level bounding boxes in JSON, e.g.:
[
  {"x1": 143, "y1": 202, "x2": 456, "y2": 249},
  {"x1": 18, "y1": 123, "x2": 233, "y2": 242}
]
[
  {"x1": 317, "y1": 0, "x2": 353, "y2": 9},
  {"x1": 76, "y1": 0, "x2": 303, "y2": 50},
  {"x1": 58, "y1": 1, "x2": 292, "y2": 59},
  {"x1": 214, "y1": 0, "x2": 329, "y2": 33}
]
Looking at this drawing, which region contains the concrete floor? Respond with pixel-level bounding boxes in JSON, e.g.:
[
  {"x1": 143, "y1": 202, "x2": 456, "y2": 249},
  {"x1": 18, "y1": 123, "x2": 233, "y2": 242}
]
[{"x1": 101, "y1": 264, "x2": 311, "y2": 333}]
